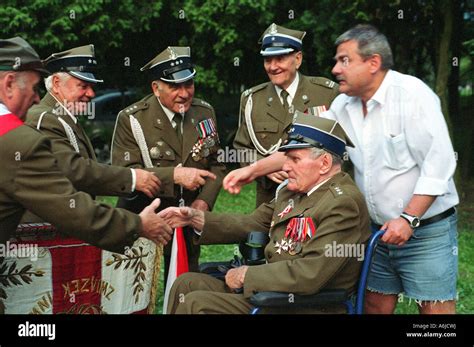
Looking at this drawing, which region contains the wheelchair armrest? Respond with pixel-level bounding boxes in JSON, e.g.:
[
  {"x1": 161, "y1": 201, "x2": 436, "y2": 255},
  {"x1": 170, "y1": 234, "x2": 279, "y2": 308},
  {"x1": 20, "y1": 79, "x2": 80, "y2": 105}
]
[
  {"x1": 249, "y1": 288, "x2": 349, "y2": 308},
  {"x1": 199, "y1": 261, "x2": 231, "y2": 274},
  {"x1": 199, "y1": 261, "x2": 231, "y2": 280}
]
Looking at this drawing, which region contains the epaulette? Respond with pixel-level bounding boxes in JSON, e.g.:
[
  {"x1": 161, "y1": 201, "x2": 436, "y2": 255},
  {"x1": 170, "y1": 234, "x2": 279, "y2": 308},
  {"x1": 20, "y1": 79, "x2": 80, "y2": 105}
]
[
  {"x1": 310, "y1": 77, "x2": 338, "y2": 89},
  {"x1": 241, "y1": 82, "x2": 269, "y2": 99},
  {"x1": 120, "y1": 96, "x2": 150, "y2": 115},
  {"x1": 329, "y1": 182, "x2": 345, "y2": 197},
  {"x1": 192, "y1": 98, "x2": 213, "y2": 109}
]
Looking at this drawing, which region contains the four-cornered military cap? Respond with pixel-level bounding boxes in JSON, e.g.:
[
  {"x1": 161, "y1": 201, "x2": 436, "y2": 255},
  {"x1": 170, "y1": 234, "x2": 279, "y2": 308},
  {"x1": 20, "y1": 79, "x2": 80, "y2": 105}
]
[
  {"x1": 279, "y1": 111, "x2": 355, "y2": 158},
  {"x1": 43, "y1": 44, "x2": 103, "y2": 83},
  {"x1": 0, "y1": 37, "x2": 49, "y2": 75},
  {"x1": 259, "y1": 23, "x2": 306, "y2": 57},
  {"x1": 141, "y1": 46, "x2": 196, "y2": 84}
]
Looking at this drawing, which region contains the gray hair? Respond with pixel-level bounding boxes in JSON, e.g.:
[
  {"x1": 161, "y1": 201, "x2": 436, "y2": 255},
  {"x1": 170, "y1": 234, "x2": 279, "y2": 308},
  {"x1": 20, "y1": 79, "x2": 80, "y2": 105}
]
[
  {"x1": 0, "y1": 71, "x2": 29, "y2": 90},
  {"x1": 335, "y1": 24, "x2": 393, "y2": 70},
  {"x1": 44, "y1": 72, "x2": 70, "y2": 91},
  {"x1": 308, "y1": 147, "x2": 343, "y2": 166}
]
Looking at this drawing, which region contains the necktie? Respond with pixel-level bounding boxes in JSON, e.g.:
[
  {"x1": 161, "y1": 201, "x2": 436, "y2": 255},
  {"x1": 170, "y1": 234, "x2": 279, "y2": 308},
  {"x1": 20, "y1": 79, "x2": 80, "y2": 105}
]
[
  {"x1": 174, "y1": 113, "x2": 183, "y2": 144},
  {"x1": 280, "y1": 89, "x2": 289, "y2": 112}
]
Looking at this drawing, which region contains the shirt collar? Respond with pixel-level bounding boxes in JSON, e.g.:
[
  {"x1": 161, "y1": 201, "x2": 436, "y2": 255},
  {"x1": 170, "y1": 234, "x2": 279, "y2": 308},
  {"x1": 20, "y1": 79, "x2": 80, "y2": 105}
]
[
  {"x1": 157, "y1": 97, "x2": 176, "y2": 123},
  {"x1": 367, "y1": 69, "x2": 394, "y2": 106},
  {"x1": 0, "y1": 103, "x2": 11, "y2": 116},
  {"x1": 274, "y1": 72, "x2": 299, "y2": 102},
  {"x1": 307, "y1": 177, "x2": 332, "y2": 196},
  {"x1": 342, "y1": 69, "x2": 394, "y2": 107}
]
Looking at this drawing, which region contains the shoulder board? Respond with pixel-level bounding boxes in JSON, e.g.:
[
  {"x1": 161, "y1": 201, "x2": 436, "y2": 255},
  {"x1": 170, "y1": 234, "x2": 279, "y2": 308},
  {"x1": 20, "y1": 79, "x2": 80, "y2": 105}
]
[
  {"x1": 192, "y1": 98, "x2": 213, "y2": 109},
  {"x1": 329, "y1": 183, "x2": 345, "y2": 198},
  {"x1": 241, "y1": 82, "x2": 269, "y2": 99},
  {"x1": 120, "y1": 94, "x2": 151, "y2": 115},
  {"x1": 309, "y1": 77, "x2": 338, "y2": 89}
]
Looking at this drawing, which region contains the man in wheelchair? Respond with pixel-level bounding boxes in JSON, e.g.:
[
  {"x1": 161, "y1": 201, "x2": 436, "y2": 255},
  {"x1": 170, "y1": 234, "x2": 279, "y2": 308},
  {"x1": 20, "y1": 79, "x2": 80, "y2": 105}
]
[{"x1": 160, "y1": 114, "x2": 370, "y2": 313}]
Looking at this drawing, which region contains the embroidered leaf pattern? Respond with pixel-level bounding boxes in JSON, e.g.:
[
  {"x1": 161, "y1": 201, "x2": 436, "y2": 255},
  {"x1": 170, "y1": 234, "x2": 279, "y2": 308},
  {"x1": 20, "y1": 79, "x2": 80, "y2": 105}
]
[
  {"x1": 0, "y1": 258, "x2": 45, "y2": 312},
  {"x1": 105, "y1": 246, "x2": 149, "y2": 303}
]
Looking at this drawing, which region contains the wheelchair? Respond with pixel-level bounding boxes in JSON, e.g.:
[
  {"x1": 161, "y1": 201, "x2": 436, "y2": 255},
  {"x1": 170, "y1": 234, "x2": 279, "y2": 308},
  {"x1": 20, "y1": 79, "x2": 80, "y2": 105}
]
[{"x1": 199, "y1": 229, "x2": 385, "y2": 314}]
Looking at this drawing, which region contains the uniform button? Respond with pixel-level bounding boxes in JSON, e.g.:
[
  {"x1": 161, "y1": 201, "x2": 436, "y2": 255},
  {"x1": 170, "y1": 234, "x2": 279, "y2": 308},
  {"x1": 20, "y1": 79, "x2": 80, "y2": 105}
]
[
  {"x1": 159, "y1": 154, "x2": 163, "y2": 159},
  {"x1": 261, "y1": 134, "x2": 267, "y2": 139},
  {"x1": 156, "y1": 162, "x2": 161, "y2": 166},
  {"x1": 121, "y1": 186, "x2": 126, "y2": 191},
  {"x1": 165, "y1": 151, "x2": 171, "y2": 156}
]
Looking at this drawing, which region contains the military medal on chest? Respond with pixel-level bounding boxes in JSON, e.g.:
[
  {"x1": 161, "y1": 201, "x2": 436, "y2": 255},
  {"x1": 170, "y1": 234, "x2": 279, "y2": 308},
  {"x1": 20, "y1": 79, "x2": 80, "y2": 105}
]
[
  {"x1": 304, "y1": 105, "x2": 327, "y2": 117},
  {"x1": 275, "y1": 216, "x2": 316, "y2": 255},
  {"x1": 192, "y1": 118, "x2": 220, "y2": 161},
  {"x1": 277, "y1": 199, "x2": 294, "y2": 218},
  {"x1": 150, "y1": 141, "x2": 165, "y2": 159}
]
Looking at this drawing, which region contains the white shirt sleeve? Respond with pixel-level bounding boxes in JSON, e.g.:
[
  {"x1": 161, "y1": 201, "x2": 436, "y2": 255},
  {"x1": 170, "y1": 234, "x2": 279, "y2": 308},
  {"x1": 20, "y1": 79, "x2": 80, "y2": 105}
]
[
  {"x1": 130, "y1": 168, "x2": 136, "y2": 192},
  {"x1": 405, "y1": 84, "x2": 456, "y2": 196},
  {"x1": 193, "y1": 228, "x2": 202, "y2": 236}
]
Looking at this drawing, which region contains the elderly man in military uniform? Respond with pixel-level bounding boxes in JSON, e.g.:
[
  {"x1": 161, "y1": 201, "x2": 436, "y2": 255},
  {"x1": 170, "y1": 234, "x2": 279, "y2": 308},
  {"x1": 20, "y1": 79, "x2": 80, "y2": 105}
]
[
  {"x1": 0, "y1": 37, "x2": 172, "y2": 257},
  {"x1": 24, "y1": 45, "x2": 161, "y2": 208},
  {"x1": 233, "y1": 23, "x2": 339, "y2": 207},
  {"x1": 160, "y1": 114, "x2": 370, "y2": 314},
  {"x1": 111, "y1": 47, "x2": 226, "y2": 276}
]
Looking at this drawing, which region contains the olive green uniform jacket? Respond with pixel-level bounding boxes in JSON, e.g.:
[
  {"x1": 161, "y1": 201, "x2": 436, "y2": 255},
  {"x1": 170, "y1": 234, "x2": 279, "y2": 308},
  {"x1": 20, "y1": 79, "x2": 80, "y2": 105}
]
[
  {"x1": 0, "y1": 121, "x2": 141, "y2": 253},
  {"x1": 111, "y1": 94, "x2": 226, "y2": 271},
  {"x1": 197, "y1": 172, "x2": 370, "y2": 313},
  {"x1": 233, "y1": 74, "x2": 338, "y2": 206},
  {"x1": 25, "y1": 92, "x2": 134, "y2": 198}
]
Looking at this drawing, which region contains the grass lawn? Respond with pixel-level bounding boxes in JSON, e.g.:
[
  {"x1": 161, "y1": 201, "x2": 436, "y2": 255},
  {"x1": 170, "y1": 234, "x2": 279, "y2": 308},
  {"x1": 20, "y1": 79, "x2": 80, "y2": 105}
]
[{"x1": 98, "y1": 181, "x2": 474, "y2": 314}]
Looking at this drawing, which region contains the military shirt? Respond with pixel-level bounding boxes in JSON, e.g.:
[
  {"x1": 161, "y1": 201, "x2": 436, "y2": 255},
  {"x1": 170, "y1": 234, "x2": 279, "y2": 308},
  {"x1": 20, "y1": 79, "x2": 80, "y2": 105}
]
[
  {"x1": 233, "y1": 73, "x2": 339, "y2": 205},
  {"x1": 0, "y1": 115, "x2": 141, "y2": 253},
  {"x1": 111, "y1": 94, "x2": 226, "y2": 211},
  {"x1": 25, "y1": 93, "x2": 134, "y2": 197},
  {"x1": 199, "y1": 172, "x2": 370, "y2": 299}
]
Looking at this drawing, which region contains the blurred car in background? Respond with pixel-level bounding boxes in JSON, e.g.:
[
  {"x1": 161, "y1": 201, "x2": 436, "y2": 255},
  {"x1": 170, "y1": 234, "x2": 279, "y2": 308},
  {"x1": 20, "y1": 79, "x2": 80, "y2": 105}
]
[{"x1": 81, "y1": 89, "x2": 140, "y2": 163}]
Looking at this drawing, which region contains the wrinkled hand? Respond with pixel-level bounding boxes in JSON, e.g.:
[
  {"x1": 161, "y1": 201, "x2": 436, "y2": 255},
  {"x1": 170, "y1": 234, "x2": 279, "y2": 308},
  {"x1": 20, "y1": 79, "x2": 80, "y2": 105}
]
[
  {"x1": 225, "y1": 266, "x2": 249, "y2": 291},
  {"x1": 139, "y1": 198, "x2": 173, "y2": 245},
  {"x1": 174, "y1": 167, "x2": 216, "y2": 191},
  {"x1": 190, "y1": 199, "x2": 209, "y2": 211},
  {"x1": 134, "y1": 169, "x2": 161, "y2": 198},
  {"x1": 223, "y1": 166, "x2": 256, "y2": 194},
  {"x1": 381, "y1": 217, "x2": 414, "y2": 246},
  {"x1": 158, "y1": 206, "x2": 205, "y2": 230},
  {"x1": 266, "y1": 170, "x2": 288, "y2": 184}
]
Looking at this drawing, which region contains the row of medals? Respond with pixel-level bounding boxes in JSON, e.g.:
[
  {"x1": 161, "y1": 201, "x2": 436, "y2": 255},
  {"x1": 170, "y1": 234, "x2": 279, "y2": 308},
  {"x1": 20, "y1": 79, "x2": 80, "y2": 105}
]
[
  {"x1": 191, "y1": 136, "x2": 218, "y2": 161},
  {"x1": 275, "y1": 237, "x2": 303, "y2": 255}
]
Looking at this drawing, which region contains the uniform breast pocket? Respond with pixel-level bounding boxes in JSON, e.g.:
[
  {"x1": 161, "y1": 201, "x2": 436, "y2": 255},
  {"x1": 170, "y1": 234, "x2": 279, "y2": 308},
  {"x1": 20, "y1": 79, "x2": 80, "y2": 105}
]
[
  {"x1": 150, "y1": 143, "x2": 175, "y2": 167},
  {"x1": 382, "y1": 134, "x2": 416, "y2": 170},
  {"x1": 254, "y1": 122, "x2": 279, "y2": 146}
]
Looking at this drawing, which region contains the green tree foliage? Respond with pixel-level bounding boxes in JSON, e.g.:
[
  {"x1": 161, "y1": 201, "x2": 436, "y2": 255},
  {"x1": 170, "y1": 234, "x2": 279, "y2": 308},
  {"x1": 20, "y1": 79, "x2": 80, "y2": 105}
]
[{"x1": 0, "y1": 0, "x2": 472, "y2": 173}]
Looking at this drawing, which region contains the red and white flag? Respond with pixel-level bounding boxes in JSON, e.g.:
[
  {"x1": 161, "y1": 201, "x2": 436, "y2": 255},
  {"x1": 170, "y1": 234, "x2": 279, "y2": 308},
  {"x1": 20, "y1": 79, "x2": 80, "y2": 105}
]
[{"x1": 162, "y1": 227, "x2": 189, "y2": 313}]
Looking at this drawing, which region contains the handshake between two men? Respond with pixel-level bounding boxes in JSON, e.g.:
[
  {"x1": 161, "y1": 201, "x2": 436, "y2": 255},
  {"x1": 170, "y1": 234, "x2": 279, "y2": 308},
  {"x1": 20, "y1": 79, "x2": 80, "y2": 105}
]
[{"x1": 137, "y1": 166, "x2": 217, "y2": 246}]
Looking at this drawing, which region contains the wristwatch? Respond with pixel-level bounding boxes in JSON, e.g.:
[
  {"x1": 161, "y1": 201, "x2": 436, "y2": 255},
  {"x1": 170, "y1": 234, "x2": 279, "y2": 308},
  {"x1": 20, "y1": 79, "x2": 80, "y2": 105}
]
[{"x1": 400, "y1": 212, "x2": 421, "y2": 228}]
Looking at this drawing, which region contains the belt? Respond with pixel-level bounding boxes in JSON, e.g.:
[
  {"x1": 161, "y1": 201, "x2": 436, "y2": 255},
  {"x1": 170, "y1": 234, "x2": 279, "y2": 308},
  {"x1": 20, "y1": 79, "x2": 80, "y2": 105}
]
[{"x1": 372, "y1": 207, "x2": 456, "y2": 230}]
